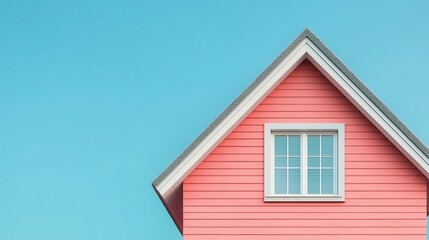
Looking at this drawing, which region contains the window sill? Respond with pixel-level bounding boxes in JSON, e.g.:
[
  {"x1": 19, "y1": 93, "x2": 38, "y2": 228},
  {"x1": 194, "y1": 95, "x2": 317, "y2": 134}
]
[{"x1": 264, "y1": 194, "x2": 345, "y2": 202}]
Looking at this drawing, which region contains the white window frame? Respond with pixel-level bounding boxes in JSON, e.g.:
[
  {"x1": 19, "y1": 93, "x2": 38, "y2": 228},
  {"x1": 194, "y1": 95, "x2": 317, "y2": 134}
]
[{"x1": 264, "y1": 123, "x2": 345, "y2": 202}]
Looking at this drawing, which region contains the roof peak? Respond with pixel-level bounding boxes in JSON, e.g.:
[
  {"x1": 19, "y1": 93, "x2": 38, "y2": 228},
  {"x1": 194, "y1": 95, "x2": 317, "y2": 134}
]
[{"x1": 153, "y1": 28, "x2": 429, "y2": 187}]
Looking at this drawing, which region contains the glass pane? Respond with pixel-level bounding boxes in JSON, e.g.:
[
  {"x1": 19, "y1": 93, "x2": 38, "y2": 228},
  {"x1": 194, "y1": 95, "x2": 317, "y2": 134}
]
[
  {"x1": 321, "y1": 169, "x2": 334, "y2": 194},
  {"x1": 275, "y1": 157, "x2": 287, "y2": 167},
  {"x1": 308, "y1": 169, "x2": 320, "y2": 194},
  {"x1": 288, "y1": 169, "x2": 301, "y2": 194},
  {"x1": 321, "y1": 135, "x2": 333, "y2": 156},
  {"x1": 289, "y1": 157, "x2": 300, "y2": 167},
  {"x1": 308, "y1": 135, "x2": 320, "y2": 156},
  {"x1": 321, "y1": 157, "x2": 333, "y2": 167},
  {"x1": 308, "y1": 157, "x2": 320, "y2": 168},
  {"x1": 275, "y1": 169, "x2": 287, "y2": 194},
  {"x1": 275, "y1": 135, "x2": 287, "y2": 156},
  {"x1": 288, "y1": 135, "x2": 301, "y2": 156}
]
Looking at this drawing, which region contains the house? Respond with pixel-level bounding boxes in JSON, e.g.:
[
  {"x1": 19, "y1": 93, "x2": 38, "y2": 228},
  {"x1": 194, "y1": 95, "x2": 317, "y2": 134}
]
[{"x1": 152, "y1": 29, "x2": 429, "y2": 239}]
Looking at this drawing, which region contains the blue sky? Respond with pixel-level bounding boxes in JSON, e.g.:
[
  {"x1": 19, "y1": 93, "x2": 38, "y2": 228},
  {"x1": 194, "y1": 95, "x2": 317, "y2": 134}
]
[{"x1": 0, "y1": 1, "x2": 428, "y2": 239}]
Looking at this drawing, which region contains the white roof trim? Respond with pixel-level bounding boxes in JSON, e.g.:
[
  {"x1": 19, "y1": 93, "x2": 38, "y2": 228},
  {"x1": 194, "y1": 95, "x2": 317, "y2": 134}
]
[
  {"x1": 155, "y1": 37, "x2": 429, "y2": 196},
  {"x1": 157, "y1": 38, "x2": 308, "y2": 195},
  {"x1": 304, "y1": 41, "x2": 429, "y2": 174}
]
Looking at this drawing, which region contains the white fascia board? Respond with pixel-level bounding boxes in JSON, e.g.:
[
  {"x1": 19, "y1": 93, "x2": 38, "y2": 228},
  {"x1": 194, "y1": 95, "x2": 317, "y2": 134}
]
[
  {"x1": 156, "y1": 39, "x2": 310, "y2": 195},
  {"x1": 303, "y1": 40, "x2": 429, "y2": 177}
]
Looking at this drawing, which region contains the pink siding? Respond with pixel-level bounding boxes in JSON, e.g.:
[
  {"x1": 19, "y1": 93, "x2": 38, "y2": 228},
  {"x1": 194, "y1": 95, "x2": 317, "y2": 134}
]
[{"x1": 182, "y1": 59, "x2": 427, "y2": 239}]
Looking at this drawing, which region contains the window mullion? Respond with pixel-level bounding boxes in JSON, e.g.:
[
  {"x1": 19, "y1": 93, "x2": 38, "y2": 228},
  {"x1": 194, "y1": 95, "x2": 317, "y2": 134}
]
[
  {"x1": 302, "y1": 133, "x2": 307, "y2": 195},
  {"x1": 286, "y1": 135, "x2": 289, "y2": 194},
  {"x1": 319, "y1": 135, "x2": 322, "y2": 194}
]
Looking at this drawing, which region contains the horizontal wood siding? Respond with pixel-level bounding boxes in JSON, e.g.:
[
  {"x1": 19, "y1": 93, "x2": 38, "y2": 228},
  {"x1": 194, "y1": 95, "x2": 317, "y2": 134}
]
[{"x1": 183, "y1": 59, "x2": 427, "y2": 239}]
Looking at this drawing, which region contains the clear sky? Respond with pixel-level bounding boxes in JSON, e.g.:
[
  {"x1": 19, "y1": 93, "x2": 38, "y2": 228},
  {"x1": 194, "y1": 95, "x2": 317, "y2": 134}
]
[{"x1": 0, "y1": 1, "x2": 428, "y2": 240}]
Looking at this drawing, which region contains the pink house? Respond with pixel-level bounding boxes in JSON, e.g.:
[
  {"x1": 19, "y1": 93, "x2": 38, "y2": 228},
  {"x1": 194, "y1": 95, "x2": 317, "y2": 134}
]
[{"x1": 153, "y1": 29, "x2": 429, "y2": 239}]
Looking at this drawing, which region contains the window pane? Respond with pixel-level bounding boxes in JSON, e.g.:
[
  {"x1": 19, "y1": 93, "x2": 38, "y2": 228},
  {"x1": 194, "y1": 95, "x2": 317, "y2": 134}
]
[
  {"x1": 289, "y1": 169, "x2": 301, "y2": 194},
  {"x1": 308, "y1": 135, "x2": 320, "y2": 156},
  {"x1": 321, "y1": 157, "x2": 333, "y2": 167},
  {"x1": 288, "y1": 135, "x2": 301, "y2": 156},
  {"x1": 275, "y1": 157, "x2": 287, "y2": 167},
  {"x1": 321, "y1": 169, "x2": 334, "y2": 194},
  {"x1": 321, "y1": 135, "x2": 333, "y2": 156},
  {"x1": 308, "y1": 169, "x2": 320, "y2": 194},
  {"x1": 289, "y1": 157, "x2": 300, "y2": 167},
  {"x1": 308, "y1": 157, "x2": 320, "y2": 168},
  {"x1": 275, "y1": 136, "x2": 287, "y2": 156},
  {"x1": 275, "y1": 169, "x2": 287, "y2": 194}
]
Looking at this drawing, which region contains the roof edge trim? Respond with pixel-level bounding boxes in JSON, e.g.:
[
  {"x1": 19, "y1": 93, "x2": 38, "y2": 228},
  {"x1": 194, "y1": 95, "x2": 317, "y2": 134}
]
[
  {"x1": 153, "y1": 28, "x2": 429, "y2": 190},
  {"x1": 152, "y1": 29, "x2": 316, "y2": 187}
]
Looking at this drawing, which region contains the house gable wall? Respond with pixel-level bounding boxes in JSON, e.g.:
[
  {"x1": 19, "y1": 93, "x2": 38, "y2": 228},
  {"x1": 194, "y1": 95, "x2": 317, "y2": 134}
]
[{"x1": 182, "y1": 59, "x2": 427, "y2": 240}]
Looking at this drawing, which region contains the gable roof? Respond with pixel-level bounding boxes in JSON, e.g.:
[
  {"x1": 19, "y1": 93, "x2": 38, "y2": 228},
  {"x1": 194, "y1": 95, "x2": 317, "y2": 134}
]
[{"x1": 152, "y1": 28, "x2": 429, "y2": 232}]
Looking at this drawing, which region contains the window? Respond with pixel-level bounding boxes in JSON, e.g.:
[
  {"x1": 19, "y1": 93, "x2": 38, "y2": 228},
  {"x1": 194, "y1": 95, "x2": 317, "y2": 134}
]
[{"x1": 264, "y1": 123, "x2": 345, "y2": 202}]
